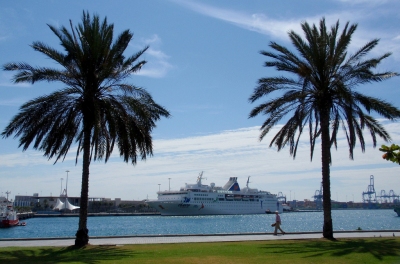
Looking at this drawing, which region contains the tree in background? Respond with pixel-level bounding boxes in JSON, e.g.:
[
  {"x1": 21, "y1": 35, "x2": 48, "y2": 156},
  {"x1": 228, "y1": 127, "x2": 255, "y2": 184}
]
[
  {"x1": 249, "y1": 18, "x2": 400, "y2": 239},
  {"x1": 380, "y1": 144, "x2": 400, "y2": 165},
  {"x1": 2, "y1": 11, "x2": 170, "y2": 247}
]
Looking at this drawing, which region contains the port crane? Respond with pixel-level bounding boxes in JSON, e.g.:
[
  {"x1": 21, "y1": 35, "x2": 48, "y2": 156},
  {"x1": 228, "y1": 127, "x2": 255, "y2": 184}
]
[
  {"x1": 362, "y1": 175, "x2": 377, "y2": 208},
  {"x1": 312, "y1": 182, "x2": 323, "y2": 209}
]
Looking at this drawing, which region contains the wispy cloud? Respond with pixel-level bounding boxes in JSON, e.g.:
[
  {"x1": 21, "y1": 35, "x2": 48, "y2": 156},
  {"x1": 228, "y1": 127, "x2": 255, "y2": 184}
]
[
  {"x1": 0, "y1": 7, "x2": 34, "y2": 42},
  {"x1": 335, "y1": 0, "x2": 390, "y2": 5},
  {"x1": 0, "y1": 82, "x2": 31, "y2": 89},
  {"x1": 172, "y1": 0, "x2": 400, "y2": 60},
  {"x1": 132, "y1": 34, "x2": 173, "y2": 78},
  {"x1": 1, "y1": 122, "x2": 399, "y2": 201},
  {"x1": 0, "y1": 72, "x2": 31, "y2": 89},
  {"x1": 0, "y1": 98, "x2": 27, "y2": 107},
  {"x1": 172, "y1": 0, "x2": 300, "y2": 40},
  {"x1": 95, "y1": 122, "x2": 400, "y2": 201},
  {"x1": 172, "y1": 0, "x2": 364, "y2": 40}
]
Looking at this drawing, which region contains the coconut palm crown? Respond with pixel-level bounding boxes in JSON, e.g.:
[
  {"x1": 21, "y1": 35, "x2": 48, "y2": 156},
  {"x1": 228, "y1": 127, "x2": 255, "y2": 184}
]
[
  {"x1": 2, "y1": 11, "x2": 170, "y2": 247},
  {"x1": 249, "y1": 18, "x2": 400, "y2": 239}
]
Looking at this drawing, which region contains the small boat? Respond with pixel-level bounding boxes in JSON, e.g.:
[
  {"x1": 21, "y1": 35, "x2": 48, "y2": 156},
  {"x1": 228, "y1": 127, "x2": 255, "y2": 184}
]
[
  {"x1": 265, "y1": 209, "x2": 274, "y2": 214},
  {"x1": 395, "y1": 207, "x2": 400, "y2": 217},
  {"x1": 282, "y1": 203, "x2": 293, "y2": 212},
  {"x1": 1, "y1": 203, "x2": 19, "y2": 228}
]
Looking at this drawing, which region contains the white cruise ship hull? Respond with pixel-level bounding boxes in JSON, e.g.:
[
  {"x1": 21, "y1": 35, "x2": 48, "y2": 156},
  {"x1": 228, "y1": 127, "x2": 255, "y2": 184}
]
[{"x1": 146, "y1": 199, "x2": 281, "y2": 216}]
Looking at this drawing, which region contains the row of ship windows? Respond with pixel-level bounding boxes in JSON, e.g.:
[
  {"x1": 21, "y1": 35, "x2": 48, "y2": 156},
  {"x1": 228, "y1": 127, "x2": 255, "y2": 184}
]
[
  {"x1": 193, "y1": 194, "x2": 225, "y2": 197},
  {"x1": 160, "y1": 197, "x2": 264, "y2": 202},
  {"x1": 161, "y1": 194, "x2": 269, "y2": 199},
  {"x1": 159, "y1": 199, "x2": 263, "y2": 203},
  {"x1": 160, "y1": 197, "x2": 269, "y2": 201},
  {"x1": 193, "y1": 198, "x2": 260, "y2": 202},
  {"x1": 191, "y1": 196, "x2": 264, "y2": 199},
  {"x1": 192, "y1": 202, "x2": 262, "y2": 205}
]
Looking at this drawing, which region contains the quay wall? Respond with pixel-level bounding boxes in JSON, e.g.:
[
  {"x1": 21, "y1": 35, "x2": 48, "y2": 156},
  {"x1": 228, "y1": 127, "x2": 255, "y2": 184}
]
[
  {"x1": 17, "y1": 212, "x2": 35, "y2": 220},
  {"x1": 33, "y1": 212, "x2": 160, "y2": 218}
]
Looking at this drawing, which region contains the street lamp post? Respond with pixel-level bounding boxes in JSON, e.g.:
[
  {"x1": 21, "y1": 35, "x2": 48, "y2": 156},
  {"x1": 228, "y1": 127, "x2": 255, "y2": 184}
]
[
  {"x1": 65, "y1": 170, "x2": 70, "y2": 196},
  {"x1": 158, "y1": 184, "x2": 161, "y2": 192},
  {"x1": 65, "y1": 170, "x2": 69, "y2": 212},
  {"x1": 168, "y1": 178, "x2": 171, "y2": 191}
]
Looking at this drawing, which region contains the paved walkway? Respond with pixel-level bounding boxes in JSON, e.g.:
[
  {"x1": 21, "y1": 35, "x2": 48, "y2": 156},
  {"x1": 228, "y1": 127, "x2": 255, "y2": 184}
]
[{"x1": 1, "y1": 231, "x2": 399, "y2": 247}]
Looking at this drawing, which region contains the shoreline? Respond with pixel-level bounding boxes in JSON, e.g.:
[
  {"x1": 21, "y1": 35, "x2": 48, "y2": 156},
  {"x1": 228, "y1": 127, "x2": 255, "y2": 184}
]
[{"x1": 26, "y1": 207, "x2": 397, "y2": 218}]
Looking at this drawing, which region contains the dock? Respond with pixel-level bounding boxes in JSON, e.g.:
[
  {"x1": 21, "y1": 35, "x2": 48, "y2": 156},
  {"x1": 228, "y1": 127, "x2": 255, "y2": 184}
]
[
  {"x1": 31, "y1": 212, "x2": 160, "y2": 217},
  {"x1": 17, "y1": 212, "x2": 35, "y2": 220}
]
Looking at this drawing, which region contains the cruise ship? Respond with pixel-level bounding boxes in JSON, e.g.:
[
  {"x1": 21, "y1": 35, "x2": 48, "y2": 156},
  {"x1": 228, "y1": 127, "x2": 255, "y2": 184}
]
[{"x1": 146, "y1": 172, "x2": 282, "y2": 216}]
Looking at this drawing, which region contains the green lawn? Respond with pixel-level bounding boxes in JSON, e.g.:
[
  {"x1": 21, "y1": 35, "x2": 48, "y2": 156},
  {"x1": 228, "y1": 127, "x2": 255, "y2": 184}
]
[{"x1": 1, "y1": 237, "x2": 399, "y2": 264}]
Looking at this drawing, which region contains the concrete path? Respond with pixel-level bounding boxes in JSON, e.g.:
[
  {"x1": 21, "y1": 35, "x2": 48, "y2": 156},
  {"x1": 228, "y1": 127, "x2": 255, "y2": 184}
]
[{"x1": 1, "y1": 231, "x2": 399, "y2": 247}]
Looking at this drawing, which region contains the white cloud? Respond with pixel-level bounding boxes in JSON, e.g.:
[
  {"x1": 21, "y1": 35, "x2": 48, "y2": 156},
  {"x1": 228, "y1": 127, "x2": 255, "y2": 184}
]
[
  {"x1": 335, "y1": 0, "x2": 389, "y2": 5},
  {"x1": 146, "y1": 48, "x2": 169, "y2": 61},
  {"x1": 172, "y1": 0, "x2": 299, "y2": 40},
  {"x1": 172, "y1": 0, "x2": 358, "y2": 40},
  {"x1": 0, "y1": 72, "x2": 31, "y2": 89},
  {"x1": 0, "y1": 98, "x2": 26, "y2": 106},
  {"x1": 142, "y1": 34, "x2": 162, "y2": 45},
  {"x1": 172, "y1": 1, "x2": 400, "y2": 61},
  {"x1": 136, "y1": 59, "x2": 173, "y2": 78},
  {"x1": 70, "y1": 121, "x2": 400, "y2": 202},
  {"x1": 131, "y1": 34, "x2": 173, "y2": 78},
  {"x1": 1, "y1": 122, "x2": 399, "y2": 202},
  {"x1": 0, "y1": 82, "x2": 30, "y2": 88}
]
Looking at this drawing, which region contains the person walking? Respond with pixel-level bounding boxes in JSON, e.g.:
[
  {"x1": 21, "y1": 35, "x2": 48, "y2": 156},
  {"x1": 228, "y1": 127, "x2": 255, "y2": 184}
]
[{"x1": 273, "y1": 211, "x2": 285, "y2": 235}]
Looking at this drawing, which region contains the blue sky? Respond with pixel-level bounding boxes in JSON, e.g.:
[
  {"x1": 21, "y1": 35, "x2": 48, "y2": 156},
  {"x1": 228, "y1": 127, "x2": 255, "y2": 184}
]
[{"x1": 1, "y1": 0, "x2": 399, "y2": 202}]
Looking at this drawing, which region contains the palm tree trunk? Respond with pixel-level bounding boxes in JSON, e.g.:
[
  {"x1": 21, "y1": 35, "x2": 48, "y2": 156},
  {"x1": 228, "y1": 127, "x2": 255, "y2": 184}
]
[
  {"x1": 321, "y1": 113, "x2": 334, "y2": 239},
  {"x1": 75, "y1": 125, "x2": 91, "y2": 247}
]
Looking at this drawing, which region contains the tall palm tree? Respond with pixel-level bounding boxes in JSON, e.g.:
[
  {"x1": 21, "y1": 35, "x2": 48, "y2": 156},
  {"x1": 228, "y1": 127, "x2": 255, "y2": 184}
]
[
  {"x1": 249, "y1": 18, "x2": 400, "y2": 239},
  {"x1": 2, "y1": 11, "x2": 170, "y2": 247}
]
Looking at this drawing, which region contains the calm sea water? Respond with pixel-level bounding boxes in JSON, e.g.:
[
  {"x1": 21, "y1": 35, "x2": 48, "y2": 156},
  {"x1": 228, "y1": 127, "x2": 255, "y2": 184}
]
[{"x1": 0, "y1": 209, "x2": 398, "y2": 239}]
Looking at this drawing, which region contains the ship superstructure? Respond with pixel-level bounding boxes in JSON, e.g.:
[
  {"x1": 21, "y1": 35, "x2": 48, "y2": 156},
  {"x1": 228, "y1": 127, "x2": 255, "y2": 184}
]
[{"x1": 0, "y1": 192, "x2": 19, "y2": 227}]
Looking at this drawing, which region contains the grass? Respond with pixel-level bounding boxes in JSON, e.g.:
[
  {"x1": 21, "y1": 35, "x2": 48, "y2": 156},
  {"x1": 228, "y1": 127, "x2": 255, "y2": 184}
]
[{"x1": 0, "y1": 237, "x2": 399, "y2": 264}]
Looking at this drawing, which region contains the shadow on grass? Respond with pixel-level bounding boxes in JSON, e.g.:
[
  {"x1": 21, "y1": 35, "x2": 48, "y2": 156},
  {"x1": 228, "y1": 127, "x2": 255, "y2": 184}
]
[
  {"x1": 0, "y1": 245, "x2": 139, "y2": 264},
  {"x1": 260, "y1": 238, "x2": 400, "y2": 261}
]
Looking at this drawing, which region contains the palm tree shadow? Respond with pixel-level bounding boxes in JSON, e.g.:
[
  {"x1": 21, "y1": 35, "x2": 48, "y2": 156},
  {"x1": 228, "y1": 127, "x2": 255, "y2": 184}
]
[
  {"x1": 260, "y1": 238, "x2": 400, "y2": 261},
  {"x1": 0, "y1": 245, "x2": 140, "y2": 264}
]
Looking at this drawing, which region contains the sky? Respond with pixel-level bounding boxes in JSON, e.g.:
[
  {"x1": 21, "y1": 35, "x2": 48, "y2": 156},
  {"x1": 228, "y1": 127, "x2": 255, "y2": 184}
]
[{"x1": 1, "y1": 0, "x2": 400, "y2": 203}]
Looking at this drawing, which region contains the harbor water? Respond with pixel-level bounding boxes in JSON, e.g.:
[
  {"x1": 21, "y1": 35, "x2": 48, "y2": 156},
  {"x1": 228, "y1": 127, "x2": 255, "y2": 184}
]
[{"x1": 0, "y1": 209, "x2": 398, "y2": 239}]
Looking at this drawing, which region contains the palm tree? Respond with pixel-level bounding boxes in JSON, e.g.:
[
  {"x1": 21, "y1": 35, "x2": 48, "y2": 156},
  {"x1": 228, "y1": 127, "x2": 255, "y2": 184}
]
[
  {"x1": 249, "y1": 18, "x2": 400, "y2": 239},
  {"x1": 2, "y1": 11, "x2": 170, "y2": 247}
]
